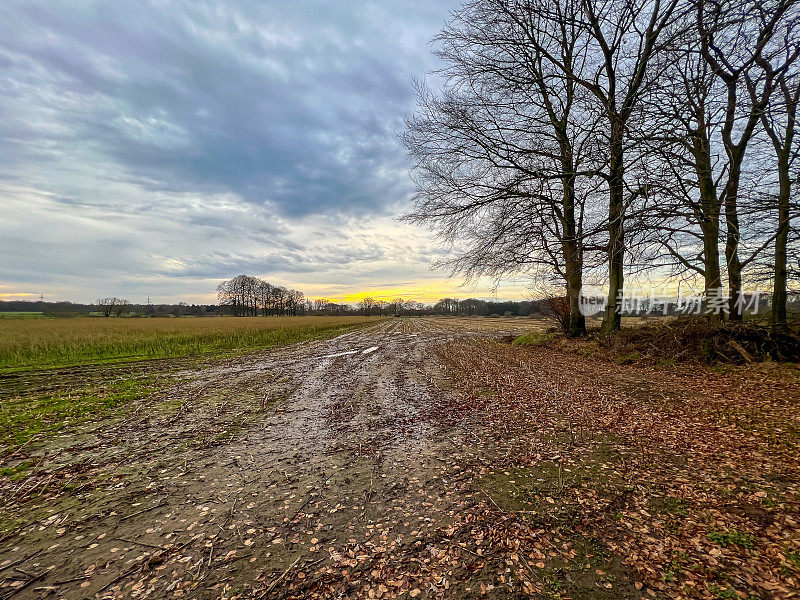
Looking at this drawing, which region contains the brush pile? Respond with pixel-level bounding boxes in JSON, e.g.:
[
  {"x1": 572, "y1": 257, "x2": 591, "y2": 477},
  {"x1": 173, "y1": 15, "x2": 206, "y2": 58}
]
[{"x1": 609, "y1": 318, "x2": 800, "y2": 364}]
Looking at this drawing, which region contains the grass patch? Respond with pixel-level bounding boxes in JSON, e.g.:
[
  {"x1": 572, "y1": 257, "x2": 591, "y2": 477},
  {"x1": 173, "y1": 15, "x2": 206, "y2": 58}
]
[
  {"x1": 479, "y1": 435, "x2": 630, "y2": 515},
  {"x1": 0, "y1": 312, "x2": 47, "y2": 319},
  {"x1": 614, "y1": 352, "x2": 641, "y2": 365},
  {"x1": 650, "y1": 496, "x2": 689, "y2": 517},
  {"x1": 512, "y1": 331, "x2": 555, "y2": 346},
  {"x1": 708, "y1": 529, "x2": 756, "y2": 549},
  {"x1": 0, "y1": 513, "x2": 24, "y2": 537},
  {"x1": 786, "y1": 548, "x2": 800, "y2": 569},
  {"x1": 0, "y1": 376, "x2": 158, "y2": 449},
  {"x1": 0, "y1": 316, "x2": 382, "y2": 371},
  {"x1": 0, "y1": 460, "x2": 35, "y2": 479},
  {"x1": 481, "y1": 454, "x2": 642, "y2": 599},
  {"x1": 535, "y1": 535, "x2": 638, "y2": 599}
]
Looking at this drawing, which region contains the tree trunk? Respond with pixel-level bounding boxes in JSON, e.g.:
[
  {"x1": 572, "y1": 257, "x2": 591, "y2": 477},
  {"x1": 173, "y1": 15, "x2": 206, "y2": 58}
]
[
  {"x1": 724, "y1": 167, "x2": 743, "y2": 321},
  {"x1": 559, "y1": 140, "x2": 586, "y2": 337},
  {"x1": 702, "y1": 221, "x2": 723, "y2": 318},
  {"x1": 692, "y1": 131, "x2": 723, "y2": 319},
  {"x1": 562, "y1": 207, "x2": 585, "y2": 336},
  {"x1": 565, "y1": 253, "x2": 585, "y2": 336},
  {"x1": 772, "y1": 154, "x2": 790, "y2": 329},
  {"x1": 602, "y1": 125, "x2": 625, "y2": 333}
]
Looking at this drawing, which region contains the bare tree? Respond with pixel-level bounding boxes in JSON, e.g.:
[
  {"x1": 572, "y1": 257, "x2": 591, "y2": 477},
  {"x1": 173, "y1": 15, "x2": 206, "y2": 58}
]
[
  {"x1": 750, "y1": 49, "x2": 800, "y2": 327},
  {"x1": 97, "y1": 297, "x2": 118, "y2": 317},
  {"x1": 405, "y1": 0, "x2": 613, "y2": 336},
  {"x1": 643, "y1": 23, "x2": 728, "y2": 317},
  {"x1": 113, "y1": 299, "x2": 131, "y2": 317},
  {"x1": 695, "y1": 0, "x2": 800, "y2": 319},
  {"x1": 433, "y1": 298, "x2": 461, "y2": 315},
  {"x1": 359, "y1": 297, "x2": 376, "y2": 316},
  {"x1": 639, "y1": 0, "x2": 800, "y2": 324},
  {"x1": 257, "y1": 280, "x2": 273, "y2": 316},
  {"x1": 404, "y1": 0, "x2": 800, "y2": 331},
  {"x1": 391, "y1": 297, "x2": 406, "y2": 316},
  {"x1": 571, "y1": 0, "x2": 685, "y2": 332}
]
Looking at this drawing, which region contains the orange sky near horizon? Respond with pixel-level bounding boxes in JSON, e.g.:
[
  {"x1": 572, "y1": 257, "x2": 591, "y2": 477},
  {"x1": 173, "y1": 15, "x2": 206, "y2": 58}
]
[
  {"x1": 1, "y1": 277, "x2": 736, "y2": 306},
  {"x1": 0, "y1": 278, "x2": 533, "y2": 305}
]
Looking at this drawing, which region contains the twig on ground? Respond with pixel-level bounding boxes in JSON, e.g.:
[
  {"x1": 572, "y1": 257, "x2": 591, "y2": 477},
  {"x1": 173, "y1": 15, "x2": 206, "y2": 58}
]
[
  {"x1": 3, "y1": 434, "x2": 41, "y2": 460},
  {"x1": 0, "y1": 549, "x2": 43, "y2": 574},
  {"x1": 480, "y1": 489, "x2": 503, "y2": 512},
  {"x1": 53, "y1": 574, "x2": 91, "y2": 585},
  {"x1": 96, "y1": 565, "x2": 142, "y2": 594},
  {"x1": 261, "y1": 556, "x2": 302, "y2": 597},
  {"x1": 1, "y1": 570, "x2": 47, "y2": 600}
]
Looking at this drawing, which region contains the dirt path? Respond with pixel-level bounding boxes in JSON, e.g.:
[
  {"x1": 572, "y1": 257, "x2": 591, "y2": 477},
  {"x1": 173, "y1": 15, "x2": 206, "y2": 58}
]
[
  {"x1": 0, "y1": 318, "x2": 531, "y2": 599},
  {"x1": 7, "y1": 318, "x2": 798, "y2": 599}
]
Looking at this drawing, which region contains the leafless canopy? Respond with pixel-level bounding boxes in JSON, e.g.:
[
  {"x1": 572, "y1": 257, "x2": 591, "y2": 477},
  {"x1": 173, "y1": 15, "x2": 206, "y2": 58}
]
[{"x1": 405, "y1": 0, "x2": 800, "y2": 330}]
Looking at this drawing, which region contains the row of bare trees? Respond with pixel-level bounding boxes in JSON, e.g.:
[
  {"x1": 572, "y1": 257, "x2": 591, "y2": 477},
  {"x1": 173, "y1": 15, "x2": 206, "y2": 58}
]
[
  {"x1": 96, "y1": 297, "x2": 131, "y2": 317},
  {"x1": 215, "y1": 286, "x2": 434, "y2": 317},
  {"x1": 216, "y1": 275, "x2": 305, "y2": 317},
  {"x1": 405, "y1": 0, "x2": 800, "y2": 335},
  {"x1": 356, "y1": 297, "x2": 429, "y2": 316}
]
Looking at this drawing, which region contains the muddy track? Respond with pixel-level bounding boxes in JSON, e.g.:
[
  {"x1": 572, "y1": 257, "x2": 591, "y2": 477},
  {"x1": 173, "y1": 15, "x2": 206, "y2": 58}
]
[{"x1": 0, "y1": 318, "x2": 532, "y2": 599}]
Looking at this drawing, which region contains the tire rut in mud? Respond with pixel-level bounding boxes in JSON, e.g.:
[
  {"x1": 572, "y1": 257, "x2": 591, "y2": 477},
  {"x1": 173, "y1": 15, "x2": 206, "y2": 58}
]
[{"x1": 1, "y1": 319, "x2": 531, "y2": 599}]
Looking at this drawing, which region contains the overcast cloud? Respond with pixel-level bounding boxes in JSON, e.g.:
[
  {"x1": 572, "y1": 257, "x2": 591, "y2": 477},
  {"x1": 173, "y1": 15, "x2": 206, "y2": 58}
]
[{"x1": 0, "y1": 0, "x2": 528, "y2": 303}]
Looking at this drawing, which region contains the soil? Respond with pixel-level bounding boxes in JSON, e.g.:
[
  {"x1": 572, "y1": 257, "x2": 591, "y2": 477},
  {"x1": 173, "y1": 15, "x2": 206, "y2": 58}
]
[
  {"x1": 0, "y1": 318, "x2": 534, "y2": 599},
  {"x1": 3, "y1": 317, "x2": 797, "y2": 600}
]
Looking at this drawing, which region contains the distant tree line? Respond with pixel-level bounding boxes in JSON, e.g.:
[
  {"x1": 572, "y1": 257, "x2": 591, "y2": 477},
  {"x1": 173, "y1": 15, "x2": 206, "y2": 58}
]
[
  {"x1": 319, "y1": 296, "x2": 538, "y2": 317},
  {"x1": 432, "y1": 297, "x2": 535, "y2": 316},
  {"x1": 0, "y1": 296, "x2": 545, "y2": 318},
  {"x1": 405, "y1": 0, "x2": 800, "y2": 335},
  {"x1": 8, "y1": 294, "x2": 787, "y2": 320},
  {"x1": 354, "y1": 297, "x2": 428, "y2": 316},
  {"x1": 309, "y1": 298, "x2": 357, "y2": 315},
  {"x1": 0, "y1": 299, "x2": 223, "y2": 318},
  {"x1": 96, "y1": 297, "x2": 131, "y2": 317}
]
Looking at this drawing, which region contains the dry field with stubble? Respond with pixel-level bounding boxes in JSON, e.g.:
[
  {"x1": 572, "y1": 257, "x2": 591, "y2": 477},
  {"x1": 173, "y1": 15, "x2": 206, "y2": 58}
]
[{"x1": 0, "y1": 316, "x2": 383, "y2": 371}]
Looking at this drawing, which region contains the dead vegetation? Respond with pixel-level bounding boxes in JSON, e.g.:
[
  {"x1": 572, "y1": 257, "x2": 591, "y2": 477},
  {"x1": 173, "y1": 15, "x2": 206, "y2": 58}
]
[
  {"x1": 437, "y1": 336, "x2": 800, "y2": 599},
  {"x1": 2, "y1": 317, "x2": 798, "y2": 599},
  {"x1": 515, "y1": 317, "x2": 800, "y2": 365}
]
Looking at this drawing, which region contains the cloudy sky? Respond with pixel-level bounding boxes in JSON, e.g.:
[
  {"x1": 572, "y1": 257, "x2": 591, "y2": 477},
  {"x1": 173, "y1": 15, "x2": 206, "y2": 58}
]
[{"x1": 0, "y1": 0, "x2": 528, "y2": 304}]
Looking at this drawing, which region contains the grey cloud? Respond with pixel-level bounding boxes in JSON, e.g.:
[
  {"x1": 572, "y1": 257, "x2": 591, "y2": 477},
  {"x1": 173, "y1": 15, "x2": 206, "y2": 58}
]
[
  {"x1": 0, "y1": 0, "x2": 455, "y2": 217},
  {"x1": 0, "y1": 0, "x2": 464, "y2": 301}
]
